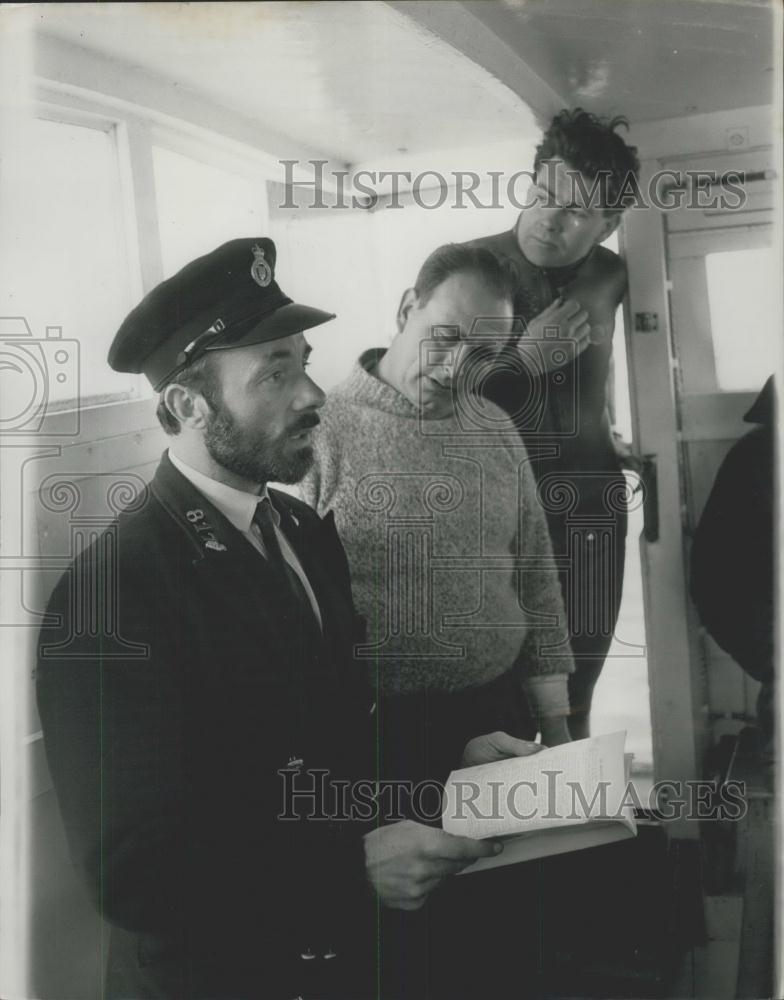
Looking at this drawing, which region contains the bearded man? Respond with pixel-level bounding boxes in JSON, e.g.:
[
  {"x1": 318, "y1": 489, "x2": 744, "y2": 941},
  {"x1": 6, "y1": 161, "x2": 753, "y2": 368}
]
[{"x1": 35, "y1": 238, "x2": 504, "y2": 1000}]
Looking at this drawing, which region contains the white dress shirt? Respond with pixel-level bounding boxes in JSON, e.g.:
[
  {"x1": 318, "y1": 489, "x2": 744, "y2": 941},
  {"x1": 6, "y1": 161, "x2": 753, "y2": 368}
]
[{"x1": 169, "y1": 452, "x2": 322, "y2": 629}]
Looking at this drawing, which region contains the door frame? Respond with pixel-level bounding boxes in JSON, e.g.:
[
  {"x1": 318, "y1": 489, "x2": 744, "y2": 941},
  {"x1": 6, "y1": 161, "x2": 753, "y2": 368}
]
[{"x1": 620, "y1": 105, "x2": 780, "y2": 841}]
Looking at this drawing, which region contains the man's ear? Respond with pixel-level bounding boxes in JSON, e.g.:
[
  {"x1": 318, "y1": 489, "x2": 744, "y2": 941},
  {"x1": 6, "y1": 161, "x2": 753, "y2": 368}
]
[
  {"x1": 599, "y1": 211, "x2": 622, "y2": 243},
  {"x1": 162, "y1": 382, "x2": 209, "y2": 431},
  {"x1": 396, "y1": 287, "x2": 418, "y2": 333}
]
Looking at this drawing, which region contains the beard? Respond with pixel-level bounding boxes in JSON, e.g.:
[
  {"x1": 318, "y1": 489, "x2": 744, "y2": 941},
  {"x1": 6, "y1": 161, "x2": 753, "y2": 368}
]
[{"x1": 203, "y1": 401, "x2": 318, "y2": 485}]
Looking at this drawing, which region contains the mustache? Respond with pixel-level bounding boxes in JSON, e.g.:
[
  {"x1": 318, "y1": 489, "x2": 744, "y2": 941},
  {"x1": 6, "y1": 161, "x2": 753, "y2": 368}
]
[{"x1": 289, "y1": 413, "x2": 321, "y2": 434}]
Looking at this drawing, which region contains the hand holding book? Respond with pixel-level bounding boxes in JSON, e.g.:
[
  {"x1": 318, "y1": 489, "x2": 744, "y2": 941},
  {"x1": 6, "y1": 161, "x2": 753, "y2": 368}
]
[
  {"x1": 461, "y1": 731, "x2": 544, "y2": 767},
  {"x1": 443, "y1": 731, "x2": 637, "y2": 874}
]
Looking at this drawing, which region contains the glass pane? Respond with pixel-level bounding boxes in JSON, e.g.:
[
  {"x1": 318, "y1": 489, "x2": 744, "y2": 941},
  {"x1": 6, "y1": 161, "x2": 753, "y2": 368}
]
[
  {"x1": 153, "y1": 146, "x2": 268, "y2": 278},
  {"x1": 706, "y1": 246, "x2": 779, "y2": 391},
  {"x1": 0, "y1": 117, "x2": 135, "y2": 407}
]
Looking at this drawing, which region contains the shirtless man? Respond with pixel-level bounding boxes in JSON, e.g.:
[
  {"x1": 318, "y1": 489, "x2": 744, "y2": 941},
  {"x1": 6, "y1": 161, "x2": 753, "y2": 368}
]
[{"x1": 469, "y1": 108, "x2": 641, "y2": 739}]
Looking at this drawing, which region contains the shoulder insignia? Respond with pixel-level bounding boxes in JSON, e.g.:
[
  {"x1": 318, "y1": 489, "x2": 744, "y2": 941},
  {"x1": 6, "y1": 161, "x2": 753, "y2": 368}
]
[{"x1": 185, "y1": 507, "x2": 227, "y2": 553}]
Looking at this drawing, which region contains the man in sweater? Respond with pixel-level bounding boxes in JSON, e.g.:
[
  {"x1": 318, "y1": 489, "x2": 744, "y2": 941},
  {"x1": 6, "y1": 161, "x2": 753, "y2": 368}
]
[
  {"x1": 302, "y1": 242, "x2": 574, "y2": 771},
  {"x1": 301, "y1": 242, "x2": 574, "y2": 998}
]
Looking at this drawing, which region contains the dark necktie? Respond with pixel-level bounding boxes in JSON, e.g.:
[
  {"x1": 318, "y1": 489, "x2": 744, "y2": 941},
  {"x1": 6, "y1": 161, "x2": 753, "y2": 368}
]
[{"x1": 253, "y1": 497, "x2": 320, "y2": 628}]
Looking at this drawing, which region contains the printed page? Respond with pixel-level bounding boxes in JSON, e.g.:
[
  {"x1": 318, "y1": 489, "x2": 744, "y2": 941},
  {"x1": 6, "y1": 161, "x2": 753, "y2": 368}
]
[{"x1": 442, "y1": 731, "x2": 628, "y2": 840}]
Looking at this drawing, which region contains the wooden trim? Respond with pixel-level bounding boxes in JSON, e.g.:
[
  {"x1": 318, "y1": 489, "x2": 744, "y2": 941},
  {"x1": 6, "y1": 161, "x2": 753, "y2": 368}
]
[
  {"x1": 35, "y1": 35, "x2": 348, "y2": 181},
  {"x1": 630, "y1": 105, "x2": 776, "y2": 161},
  {"x1": 621, "y1": 161, "x2": 703, "y2": 835},
  {"x1": 385, "y1": 0, "x2": 562, "y2": 124},
  {"x1": 668, "y1": 226, "x2": 773, "y2": 258},
  {"x1": 669, "y1": 257, "x2": 718, "y2": 394},
  {"x1": 26, "y1": 397, "x2": 160, "y2": 451}
]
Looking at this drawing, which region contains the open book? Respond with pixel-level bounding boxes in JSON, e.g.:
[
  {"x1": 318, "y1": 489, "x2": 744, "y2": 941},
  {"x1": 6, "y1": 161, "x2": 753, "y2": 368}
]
[{"x1": 442, "y1": 731, "x2": 637, "y2": 874}]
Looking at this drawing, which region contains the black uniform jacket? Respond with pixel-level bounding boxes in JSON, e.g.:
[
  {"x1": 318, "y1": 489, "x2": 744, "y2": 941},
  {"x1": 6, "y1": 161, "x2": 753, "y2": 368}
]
[
  {"x1": 36, "y1": 452, "x2": 378, "y2": 999},
  {"x1": 690, "y1": 378, "x2": 775, "y2": 685}
]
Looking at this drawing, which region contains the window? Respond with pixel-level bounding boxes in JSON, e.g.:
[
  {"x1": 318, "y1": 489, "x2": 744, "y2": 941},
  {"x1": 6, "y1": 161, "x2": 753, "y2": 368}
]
[
  {"x1": 706, "y1": 246, "x2": 779, "y2": 392},
  {"x1": 0, "y1": 116, "x2": 137, "y2": 406},
  {"x1": 153, "y1": 146, "x2": 268, "y2": 278}
]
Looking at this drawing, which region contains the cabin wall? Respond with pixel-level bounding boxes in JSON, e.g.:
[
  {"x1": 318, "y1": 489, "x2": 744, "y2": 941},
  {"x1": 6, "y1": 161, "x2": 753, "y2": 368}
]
[{"x1": 622, "y1": 106, "x2": 779, "y2": 807}]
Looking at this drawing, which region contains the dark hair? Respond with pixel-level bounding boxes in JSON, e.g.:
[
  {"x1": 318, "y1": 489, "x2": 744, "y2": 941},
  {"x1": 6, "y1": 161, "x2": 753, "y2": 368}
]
[
  {"x1": 413, "y1": 243, "x2": 517, "y2": 306},
  {"x1": 535, "y1": 108, "x2": 640, "y2": 211},
  {"x1": 155, "y1": 355, "x2": 222, "y2": 435}
]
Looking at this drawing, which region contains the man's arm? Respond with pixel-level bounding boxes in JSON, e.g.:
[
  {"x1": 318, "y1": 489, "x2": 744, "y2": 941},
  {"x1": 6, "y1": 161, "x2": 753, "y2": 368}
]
[
  {"x1": 35, "y1": 550, "x2": 368, "y2": 944},
  {"x1": 364, "y1": 821, "x2": 502, "y2": 910},
  {"x1": 36, "y1": 563, "x2": 192, "y2": 934},
  {"x1": 690, "y1": 435, "x2": 774, "y2": 683}
]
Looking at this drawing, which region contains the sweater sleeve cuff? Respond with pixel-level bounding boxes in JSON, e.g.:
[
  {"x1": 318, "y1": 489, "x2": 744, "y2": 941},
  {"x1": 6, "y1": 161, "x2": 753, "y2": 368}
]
[{"x1": 522, "y1": 673, "x2": 570, "y2": 719}]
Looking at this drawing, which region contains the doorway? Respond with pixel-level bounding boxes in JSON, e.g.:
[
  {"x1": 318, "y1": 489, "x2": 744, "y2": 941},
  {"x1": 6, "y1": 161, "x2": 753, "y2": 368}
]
[{"x1": 663, "y1": 151, "x2": 777, "y2": 744}]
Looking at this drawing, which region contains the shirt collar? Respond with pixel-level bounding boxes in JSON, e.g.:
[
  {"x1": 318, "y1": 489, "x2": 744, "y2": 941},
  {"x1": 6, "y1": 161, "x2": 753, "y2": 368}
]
[{"x1": 169, "y1": 450, "x2": 274, "y2": 534}]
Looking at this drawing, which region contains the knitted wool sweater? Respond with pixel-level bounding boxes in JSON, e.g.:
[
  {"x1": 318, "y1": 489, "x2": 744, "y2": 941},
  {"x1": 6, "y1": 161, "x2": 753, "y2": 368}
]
[{"x1": 301, "y1": 350, "x2": 573, "y2": 718}]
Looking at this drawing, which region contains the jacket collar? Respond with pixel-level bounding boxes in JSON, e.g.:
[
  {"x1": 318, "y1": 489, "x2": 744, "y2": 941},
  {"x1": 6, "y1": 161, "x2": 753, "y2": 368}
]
[
  {"x1": 151, "y1": 451, "x2": 254, "y2": 560},
  {"x1": 150, "y1": 452, "x2": 354, "y2": 668},
  {"x1": 167, "y1": 450, "x2": 277, "y2": 535},
  {"x1": 149, "y1": 452, "x2": 310, "y2": 630},
  {"x1": 150, "y1": 450, "x2": 326, "y2": 568}
]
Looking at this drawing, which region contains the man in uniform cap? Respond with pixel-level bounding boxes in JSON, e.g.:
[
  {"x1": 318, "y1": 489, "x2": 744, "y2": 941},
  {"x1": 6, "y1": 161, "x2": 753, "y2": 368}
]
[{"x1": 35, "y1": 238, "x2": 503, "y2": 1000}]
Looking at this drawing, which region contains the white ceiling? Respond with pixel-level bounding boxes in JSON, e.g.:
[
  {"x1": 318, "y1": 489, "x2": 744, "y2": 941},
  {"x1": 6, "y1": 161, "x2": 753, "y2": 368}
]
[
  {"x1": 35, "y1": 1, "x2": 538, "y2": 164},
  {"x1": 34, "y1": 0, "x2": 778, "y2": 165},
  {"x1": 469, "y1": 0, "x2": 777, "y2": 122}
]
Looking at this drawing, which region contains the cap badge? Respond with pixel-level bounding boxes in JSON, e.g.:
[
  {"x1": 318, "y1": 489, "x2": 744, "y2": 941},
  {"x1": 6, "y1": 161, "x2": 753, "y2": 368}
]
[{"x1": 250, "y1": 244, "x2": 273, "y2": 288}]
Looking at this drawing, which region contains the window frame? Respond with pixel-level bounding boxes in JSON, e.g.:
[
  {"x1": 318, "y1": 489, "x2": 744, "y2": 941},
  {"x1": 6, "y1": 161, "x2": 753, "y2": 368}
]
[
  {"x1": 31, "y1": 82, "x2": 280, "y2": 440},
  {"x1": 31, "y1": 100, "x2": 151, "y2": 414}
]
